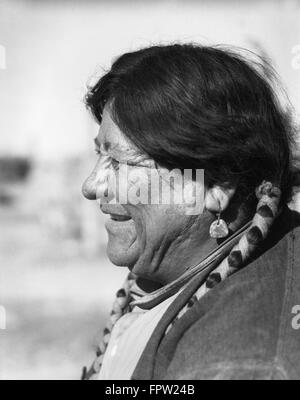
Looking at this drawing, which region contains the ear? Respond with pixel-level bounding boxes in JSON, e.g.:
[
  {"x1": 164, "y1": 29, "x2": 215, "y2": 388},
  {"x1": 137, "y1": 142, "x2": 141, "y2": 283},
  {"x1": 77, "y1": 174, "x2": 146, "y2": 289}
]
[{"x1": 204, "y1": 185, "x2": 236, "y2": 213}]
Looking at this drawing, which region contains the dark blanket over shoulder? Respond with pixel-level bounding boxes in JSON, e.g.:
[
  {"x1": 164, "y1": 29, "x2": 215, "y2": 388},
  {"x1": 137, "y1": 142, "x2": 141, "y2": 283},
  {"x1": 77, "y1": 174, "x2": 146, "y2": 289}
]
[{"x1": 132, "y1": 207, "x2": 300, "y2": 380}]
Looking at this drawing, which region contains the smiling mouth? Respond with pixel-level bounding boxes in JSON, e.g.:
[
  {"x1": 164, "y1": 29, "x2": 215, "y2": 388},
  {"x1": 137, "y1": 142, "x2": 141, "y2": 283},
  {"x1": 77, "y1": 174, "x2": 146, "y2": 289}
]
[
  {"x1": 100, "y1": 204, "x2": 133, "y2": 223},
  {"x1": 109, "y1": 214, "x2": 132, "y2": 222}
]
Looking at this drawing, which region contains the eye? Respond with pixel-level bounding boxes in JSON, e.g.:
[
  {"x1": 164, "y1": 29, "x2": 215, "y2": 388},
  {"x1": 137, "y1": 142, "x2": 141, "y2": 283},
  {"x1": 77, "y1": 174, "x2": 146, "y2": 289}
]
[{"x1": 95, "y1": 148, "x2": 101, "y2": 156}]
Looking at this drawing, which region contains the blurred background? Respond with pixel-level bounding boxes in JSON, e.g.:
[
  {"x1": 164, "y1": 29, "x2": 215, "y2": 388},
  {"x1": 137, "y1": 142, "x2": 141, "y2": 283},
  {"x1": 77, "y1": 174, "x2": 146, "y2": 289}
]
[{"x1": 0, "y1": 0, "x2": 300, "y2": 380}]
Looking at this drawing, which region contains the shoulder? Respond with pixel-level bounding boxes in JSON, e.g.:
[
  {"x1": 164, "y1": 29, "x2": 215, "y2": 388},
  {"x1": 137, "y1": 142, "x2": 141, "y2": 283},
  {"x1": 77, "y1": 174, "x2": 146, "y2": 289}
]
[{"x1": 165, "y1": 208, "x2": 300, "y2": 380}]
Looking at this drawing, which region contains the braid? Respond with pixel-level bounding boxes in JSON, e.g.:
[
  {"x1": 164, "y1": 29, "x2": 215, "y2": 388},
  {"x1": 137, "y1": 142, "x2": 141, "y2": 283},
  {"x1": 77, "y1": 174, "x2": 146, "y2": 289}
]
[
  {"x1": 201, "y1": 181, "x2": 280, "y2": 294},
  {"x1": 166, "y1": 181, "x2": 282, "y2": 333},
  {"x1": 81, "y1": 272, "x2": 137, "y2": 379}
]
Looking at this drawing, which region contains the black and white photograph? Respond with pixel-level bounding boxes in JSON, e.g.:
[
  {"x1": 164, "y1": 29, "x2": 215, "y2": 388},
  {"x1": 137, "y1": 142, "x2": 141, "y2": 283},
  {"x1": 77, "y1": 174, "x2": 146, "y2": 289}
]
[{"x1": 1, "y1": 0, "x2": 300, "y2": 382}]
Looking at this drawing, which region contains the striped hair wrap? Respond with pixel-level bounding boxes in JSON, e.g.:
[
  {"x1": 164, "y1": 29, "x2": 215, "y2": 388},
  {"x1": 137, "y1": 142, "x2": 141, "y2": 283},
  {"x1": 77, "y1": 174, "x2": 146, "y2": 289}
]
[{"x1": 82, "y1": 180, "x2": 282, "y2": 380}]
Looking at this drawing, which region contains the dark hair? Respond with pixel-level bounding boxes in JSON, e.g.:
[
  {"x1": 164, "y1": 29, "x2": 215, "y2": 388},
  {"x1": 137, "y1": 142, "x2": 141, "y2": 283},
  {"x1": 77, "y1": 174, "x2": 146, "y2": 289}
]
[{"x1": 85, "y1": 43, "x2": 296, "y2": 204}]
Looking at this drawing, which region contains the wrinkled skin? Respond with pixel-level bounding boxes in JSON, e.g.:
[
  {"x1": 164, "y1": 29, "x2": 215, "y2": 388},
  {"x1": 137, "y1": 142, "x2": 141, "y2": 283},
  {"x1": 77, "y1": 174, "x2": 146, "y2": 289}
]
[{"x1": 82, "y1": 106, "x2": 243, "y2": 286}]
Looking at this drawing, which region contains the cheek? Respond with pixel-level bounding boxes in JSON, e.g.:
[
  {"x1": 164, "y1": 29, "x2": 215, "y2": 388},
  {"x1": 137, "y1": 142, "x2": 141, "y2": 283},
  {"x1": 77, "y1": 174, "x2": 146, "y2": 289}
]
[
  {"x1": 116, "y1": 166, "x2": 151, "y2": 205},
  {"x1": 122, "y1": 204, "x2": 163, "y2": 260},
  {"x1": 123, "y1": 204, "x2": 146, "y2": 241},
  {"x1": 106, "y1": 219, "x2": 139, "y2": 266},
  {"x1": 127, "y1": 204, "x2": 178, "y2": 244}
]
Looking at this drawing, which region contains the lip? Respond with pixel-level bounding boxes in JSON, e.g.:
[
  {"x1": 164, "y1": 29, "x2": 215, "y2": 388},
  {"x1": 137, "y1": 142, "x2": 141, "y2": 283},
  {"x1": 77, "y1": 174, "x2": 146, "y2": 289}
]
[
  {"x1": 100, "y1": 203, "x2": 132, "y2": 223},
  {"x1": 100, "y1": 203, "x2": 137, "y2": 245},
  {"x1": 104, "y1": 214, "x2": 135, "y2": 234},
  {"x1": 109, "y1": 213, "x2": 132, "y2": 222}
]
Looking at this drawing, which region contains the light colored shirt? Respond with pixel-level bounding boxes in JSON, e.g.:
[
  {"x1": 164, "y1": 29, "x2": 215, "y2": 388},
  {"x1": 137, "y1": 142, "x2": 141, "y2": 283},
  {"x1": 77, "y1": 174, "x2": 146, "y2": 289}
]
[{"x1": 98, "y1": 289, "x2": 182, "y2": 380}]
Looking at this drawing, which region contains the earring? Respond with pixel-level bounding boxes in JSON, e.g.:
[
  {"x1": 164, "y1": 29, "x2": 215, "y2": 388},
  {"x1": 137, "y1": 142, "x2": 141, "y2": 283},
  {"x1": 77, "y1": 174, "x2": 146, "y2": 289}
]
[{"x1": 209, "y1": 207, "x2": 229, "y2": 239}]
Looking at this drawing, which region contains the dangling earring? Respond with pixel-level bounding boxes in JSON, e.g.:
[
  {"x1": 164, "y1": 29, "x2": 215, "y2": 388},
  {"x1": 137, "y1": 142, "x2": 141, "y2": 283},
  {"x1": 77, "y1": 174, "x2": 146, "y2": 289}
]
[{"x1": 209, "y1": 205, "x2": 229, "y2": 239}]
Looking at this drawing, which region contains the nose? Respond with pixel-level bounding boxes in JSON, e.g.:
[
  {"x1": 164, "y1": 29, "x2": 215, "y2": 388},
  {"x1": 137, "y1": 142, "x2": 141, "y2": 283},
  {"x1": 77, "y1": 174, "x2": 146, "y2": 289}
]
[
  {"x1": 82, "y1": 168, "x2": 98, "y2": 200},
  {"x1": 82, "y1": 156, "x2": 112, "y2": 201}
]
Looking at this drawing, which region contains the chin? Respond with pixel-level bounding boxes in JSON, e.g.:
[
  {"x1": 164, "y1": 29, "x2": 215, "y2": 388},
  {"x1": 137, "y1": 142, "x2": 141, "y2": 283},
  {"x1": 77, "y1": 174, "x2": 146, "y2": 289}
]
[{"x1": 106, "y1": 241, "x2": 139, "y2": 267}]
